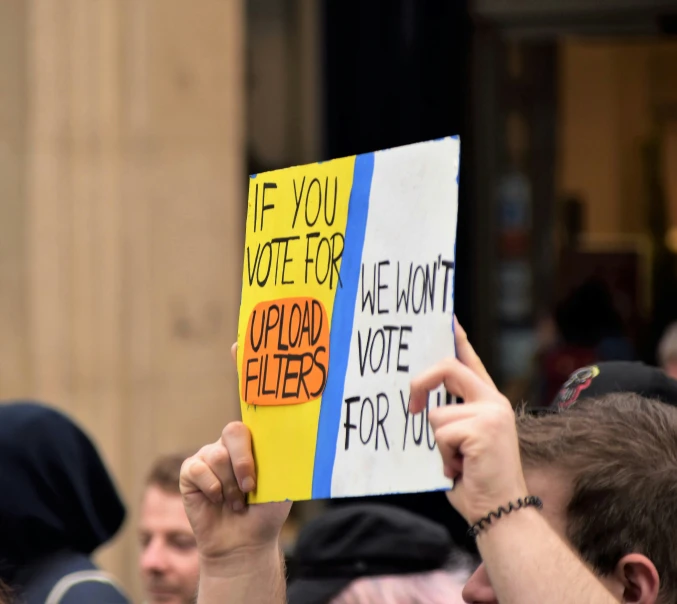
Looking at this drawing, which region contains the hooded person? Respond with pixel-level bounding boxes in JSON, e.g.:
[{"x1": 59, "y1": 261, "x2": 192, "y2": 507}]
[{"x1": 0, "y1": 401, "x2": 129, "y2": 603}]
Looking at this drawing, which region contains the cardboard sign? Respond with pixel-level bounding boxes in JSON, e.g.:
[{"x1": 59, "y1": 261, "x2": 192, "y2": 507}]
[{"x1": 237, "y1": 137, "x2": 460, "y2": 503}]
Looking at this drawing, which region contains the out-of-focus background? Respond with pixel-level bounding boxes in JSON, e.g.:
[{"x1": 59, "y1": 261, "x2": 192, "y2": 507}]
[{"x1": 1, "y1": 0, "x2": 676, "y2": 600}]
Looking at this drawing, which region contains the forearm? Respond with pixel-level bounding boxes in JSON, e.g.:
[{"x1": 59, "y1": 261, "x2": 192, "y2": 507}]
[
  {"x1": 476, "y1": 508, "x2": 620, "y2": 604},
  {"x1": 197, "y1": 545, "x2": 286, "y2": 604}
]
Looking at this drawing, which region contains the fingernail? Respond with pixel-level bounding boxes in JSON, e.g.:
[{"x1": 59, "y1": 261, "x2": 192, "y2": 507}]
[
  {"x1": 241, "y1": 477, "x2": 255, "y2": 492},
  {"x1": 232, "y1": 500, "x2": 245, "y2": 512}
]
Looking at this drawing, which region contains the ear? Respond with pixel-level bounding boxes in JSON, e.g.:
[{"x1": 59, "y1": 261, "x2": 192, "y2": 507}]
[{"x1": 613, "y1": 553, "x2": 660, "y2": 604}]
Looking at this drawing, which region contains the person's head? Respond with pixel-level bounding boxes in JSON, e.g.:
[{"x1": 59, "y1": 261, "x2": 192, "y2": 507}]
[
  {"x1": 330, "y1": 564, "x2": 472, "y2": 604},
  {"x1": 139, "y1": 452, "x2": 198, "y2": 604},
  {"x1": 289, "y1": 504, "x2": 474, "y2": 604},
  {"x1": 554, "y1": 278, "x2": 624, "y2": 347},
  {"x1": 463, "y1": 394, "x2": 677, "y2": 604},
  {"x1": 658, "y1": 322, "x2": 677, "y2": 380},
  {"x1": 0, "y1": 401, "x2": 125, "y2": 584}
]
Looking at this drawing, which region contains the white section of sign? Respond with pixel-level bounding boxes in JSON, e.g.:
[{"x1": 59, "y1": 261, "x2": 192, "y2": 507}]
[{"x1": 330, "y1": 137, "x2": 459, "y2": 497}]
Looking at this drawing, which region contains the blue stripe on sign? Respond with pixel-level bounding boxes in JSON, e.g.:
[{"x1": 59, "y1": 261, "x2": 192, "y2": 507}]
[{"x1": 312, "y1": 152, "x2": 375, "y2": 499}]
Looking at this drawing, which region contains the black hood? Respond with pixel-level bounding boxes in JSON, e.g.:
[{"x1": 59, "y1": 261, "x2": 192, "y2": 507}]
[{"x1": 0, "y1": 401, "x2": 126, "y2": 580}]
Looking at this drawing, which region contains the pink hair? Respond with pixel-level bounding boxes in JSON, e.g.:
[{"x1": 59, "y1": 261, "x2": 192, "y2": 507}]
[{"x1": 329, "y1": 569, "x2": 470, "y2": 604}]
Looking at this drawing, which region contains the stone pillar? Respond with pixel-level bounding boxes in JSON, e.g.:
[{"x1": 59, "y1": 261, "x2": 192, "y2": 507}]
[{"x1": 1, "y1": 0, "x2": 245, "y2": 598}]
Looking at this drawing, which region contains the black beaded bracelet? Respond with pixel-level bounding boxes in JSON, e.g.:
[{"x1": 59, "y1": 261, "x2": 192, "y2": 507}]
[{"x1": 467, "y1": 496, "x2": 543, "y2": 538}]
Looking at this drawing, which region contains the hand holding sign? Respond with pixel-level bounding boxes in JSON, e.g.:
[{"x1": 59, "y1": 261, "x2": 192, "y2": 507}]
[
  {"x1": 410, "y1": 355, "x2": 527, "y2": 525},
  {"x1": 180, "y1": 344, "x2": 291, "y2": 565},
  {"x1": 180, "y1": 428, "x2": 291, "y2": 561}
]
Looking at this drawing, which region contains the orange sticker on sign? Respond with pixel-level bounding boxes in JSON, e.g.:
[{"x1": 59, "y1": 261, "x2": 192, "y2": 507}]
[{"x1": 241, "y1": 297, "x2": 330, "y2": 406}]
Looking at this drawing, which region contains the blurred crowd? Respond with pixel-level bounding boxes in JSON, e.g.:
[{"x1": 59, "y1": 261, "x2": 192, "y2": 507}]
[{"x1": 1, "y1": 314, "x2": 677, "y2": 603}]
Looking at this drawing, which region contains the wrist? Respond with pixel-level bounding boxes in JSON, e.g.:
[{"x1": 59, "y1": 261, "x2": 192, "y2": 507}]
[
  {"x1": 200, "y1": 541, "x2": 282, "y2": 579},
  {"x1": 474, "y1": 503, "x2": 544, "y2": 543},
  {"x1": 465, "y1": 478, "x2": 529, "y2": 525},
  {"x1": 468, "y1": 494, "x2": 542, "y2": 535}
]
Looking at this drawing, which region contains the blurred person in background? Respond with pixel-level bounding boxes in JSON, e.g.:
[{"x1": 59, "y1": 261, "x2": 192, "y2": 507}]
[
  {"x1": 0, "y1": 401, "x2": 129, "y2": 603},
  {"x1": 139, "y1": 453, "x2": 200, "y2": 604},
  {"x1": 540, "y1": 278, "x2": 635, "y2": 404},
  {"x1": 0, "y1": 581, "x2": 12, "y2": 604},
  {"x1": 657, "y1": 322, "x2": 677, "y2": 380},
  {"x1": 287, "y1": 504, "x2": 474, "y2": 604}
]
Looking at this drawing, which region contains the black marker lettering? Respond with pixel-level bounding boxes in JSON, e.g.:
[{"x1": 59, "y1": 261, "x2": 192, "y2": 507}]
[
  {"x1": 397, "y1": 326, "x2": 412, "y2": 372},
  {"x1": 441, "y1": 259, "x2": 455, "y2": 312},
  {"x1": 244, "y1": 358, "x2": 259, "y2": 400},
  {"x1": 344, "y1": 396, "x2": 360, "y2": 449},
  {"x1": 329, "y1": 232, "x2": 344, "y2": 290},
  {"x1": 376, "y1": 392, "x2": 390, "y2": 451},
  {"x1": 261, "y1": 183, "x2": 276, "y2": 230},
  {"x1": 311, "y1": 346, "x2": 327, "y2": 398},
  {"x1": 305, "y1": 178, "x2": 322, "y2": 226},
  {"x1": 361, "y1": 264, "x2": 376, "y2": 315},
  {"x1": 400, "y1": 390, "x2": 410, "y2": 450},
  {"x1": 360, "y1": 397, "x2": 375, "y2": 445},
  {"x1": 377, "y1": 261, "x2": 390, "y2": 314},
  {"x1": 324, "y1": 176, "x2": 338, "y2": 225},
  {"x1": 304, "y1": 232, "x2": 320, "y2": 284},
  {"x1": 292, "y1": 176, "x2": 306, "y2": 228},
  {"x1": 357, "y1": 328, "x2": 372, "y2": 377}
]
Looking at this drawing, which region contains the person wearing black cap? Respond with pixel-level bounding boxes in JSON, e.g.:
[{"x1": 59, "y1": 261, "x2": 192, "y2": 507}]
[
  {"x1": 287, "y1": 504, "x2": 473, "y2": 604},
  {"x1": 550, "y1": 360, "x2": 677, "y2": 410}
]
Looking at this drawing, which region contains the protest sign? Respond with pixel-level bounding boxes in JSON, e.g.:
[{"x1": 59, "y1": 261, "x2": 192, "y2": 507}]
[{"x1": 238, "y1": 136, "x2": 460, "y2": 503}]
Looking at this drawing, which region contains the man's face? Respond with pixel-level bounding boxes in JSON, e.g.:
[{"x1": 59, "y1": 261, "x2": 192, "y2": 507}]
[
  {"x1": 139, "y1": 485, "x2": 199, "y2": 604},
  {"x1": 461, "y1": 468, "x2": 623, "y2": 603}
]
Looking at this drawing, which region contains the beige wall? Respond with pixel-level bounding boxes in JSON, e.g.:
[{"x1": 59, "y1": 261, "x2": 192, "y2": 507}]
[
  {"x1": 0, "y1": 0, "x2": 244, "y2": 600},
  {"x1": 558, "y1": 39, "x2": 677, "y2": 236}
]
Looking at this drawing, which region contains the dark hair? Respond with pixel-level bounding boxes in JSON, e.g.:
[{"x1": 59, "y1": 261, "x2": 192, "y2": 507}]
[
  {"x1": 554, "y1": 278, "x2": 624, "y2": 347},
  {"x1": 145, "y1": 452, "x2": 190, "y2": 495},
  {"x1": 517, "y1": 394, "x2": 677, "y2": 603}
]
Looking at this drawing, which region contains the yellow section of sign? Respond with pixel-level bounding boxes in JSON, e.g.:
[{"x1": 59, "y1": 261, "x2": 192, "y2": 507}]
[{"x1": 238, "y1": 157, "x2": 355, "y2": 502}]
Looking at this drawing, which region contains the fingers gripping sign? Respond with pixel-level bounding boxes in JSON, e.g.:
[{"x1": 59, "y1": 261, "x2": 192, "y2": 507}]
[
  {"x1": 409, "y1": 357, "x2": 528, "y2": 525},
  {"x1": 180, "y1": 408, "x2": 291, "y2": 561},
  {"x1": 409, "y1": 356, "x2": 497, "y2": 414}
]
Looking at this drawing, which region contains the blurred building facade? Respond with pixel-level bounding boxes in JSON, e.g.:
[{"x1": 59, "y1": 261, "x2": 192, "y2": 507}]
[{"x1": 469, "y1": 0, "x2": 677, "y2": 399}]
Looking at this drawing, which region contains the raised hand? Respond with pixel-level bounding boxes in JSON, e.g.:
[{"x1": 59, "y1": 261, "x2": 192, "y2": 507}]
[
  {"x1": 410, "y1": 337, "x2": 526, "y2": 524},
  {"x1": 180, "y1": 343, "x2": 291, "y2": 563}
]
